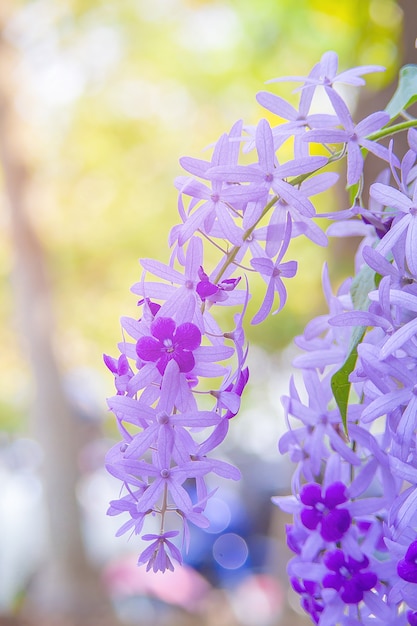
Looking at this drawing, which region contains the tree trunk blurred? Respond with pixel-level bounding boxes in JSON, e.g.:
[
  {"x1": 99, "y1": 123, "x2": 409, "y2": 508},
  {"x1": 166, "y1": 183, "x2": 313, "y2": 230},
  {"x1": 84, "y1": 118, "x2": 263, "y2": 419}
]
[{"x1": 0, "y1": 5, "x2": 118, "y2": 623}]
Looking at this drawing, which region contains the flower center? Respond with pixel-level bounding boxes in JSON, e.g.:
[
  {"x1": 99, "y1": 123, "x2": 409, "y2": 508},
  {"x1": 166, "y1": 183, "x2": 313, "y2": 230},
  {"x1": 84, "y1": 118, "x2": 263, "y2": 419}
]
[
  {"x1": 157, "y1": 411, "x2": 170, "y2": 424},
  {"x1": 163, "y1": 338, "x2": 175, "y2": 353}
]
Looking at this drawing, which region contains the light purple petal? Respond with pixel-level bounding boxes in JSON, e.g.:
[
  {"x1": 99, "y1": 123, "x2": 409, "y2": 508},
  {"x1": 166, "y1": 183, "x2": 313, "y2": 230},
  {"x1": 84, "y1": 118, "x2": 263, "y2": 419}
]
[
  {"x1": 346, "y1": 142, "x2": 363, "y2": 186},
  {"x1": 355, "y1": 111, "x2": 390, "y2": 137},
  {"x1": 140, "y1": 258, "x2": 184, "y2": 284},
  {"x1": 251, "y1": 277, "x2": 275, "y2": 325},
  {"x1": 256, "y1": 119, "x2": 275, "y2": 172},
  {"x1": 256, "y1": 92, "x2": 297, "y2": 120},
  {"x1": 380, "y1": 317, "x2": 417, "y2": 358},
  {"x1": 361, "y1": 388, "x2": 411, "y2": 423},
  {"x1": 273, "y1": 179, "x2": 315, "y2": 217},
  {"x1": 406, "y1": 215, "x2": 417, "y2": 275},
  {"x1": 370, "y1": 183, "x2": 412, "y2": 213}
]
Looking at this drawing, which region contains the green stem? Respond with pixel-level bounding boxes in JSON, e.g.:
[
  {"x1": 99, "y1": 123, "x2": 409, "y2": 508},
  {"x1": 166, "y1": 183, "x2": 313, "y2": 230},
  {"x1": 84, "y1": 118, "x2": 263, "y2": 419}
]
[
  {"x1": 160, "y1": 484, "x2": 168, "y2": 533},
  {"x1": 212, "y1": 193, "x2": 279, "y2": 284},
  {"x1": 367, "y1": 119, "x2": 417, "y2": 142}
]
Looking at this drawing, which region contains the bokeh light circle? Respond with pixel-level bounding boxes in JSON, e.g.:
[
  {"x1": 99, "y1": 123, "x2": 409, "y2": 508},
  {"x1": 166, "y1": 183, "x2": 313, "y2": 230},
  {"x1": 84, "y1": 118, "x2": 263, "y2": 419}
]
[
  {"x1": 203, "y1": 497, "x2": 231, "y2": 534},
  {"x1": 212, "y1": 533, "x2": 248, "y2": 569}
]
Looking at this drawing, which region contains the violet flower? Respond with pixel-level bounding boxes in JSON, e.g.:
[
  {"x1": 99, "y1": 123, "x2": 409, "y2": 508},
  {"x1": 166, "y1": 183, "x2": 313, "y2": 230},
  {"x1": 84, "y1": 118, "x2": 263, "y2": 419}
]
[
  {"x1": 300, "y1": 481, "x2": 351, "y2": 542},
  {"x1": 267, "y1": 50, "x2": 385, "y2": 89},
  {"x1": 136, "y1": 316, "x2": 201, "y2": 375},
  {"x1": 322, "y1": 550, "x2": 377, "y2": 604},
  {"x1": 138, "y1": 531, "x2": 183, "y2": 573},
  {"x1": 250, "y1": 215, "x2": 297, "y2": 324},
  {"x1": 305, "y1": 92, "x2": 391, "y2": 186},
  {"x1": 208, "y1": 118, "x2": 327, "y2": 217}
]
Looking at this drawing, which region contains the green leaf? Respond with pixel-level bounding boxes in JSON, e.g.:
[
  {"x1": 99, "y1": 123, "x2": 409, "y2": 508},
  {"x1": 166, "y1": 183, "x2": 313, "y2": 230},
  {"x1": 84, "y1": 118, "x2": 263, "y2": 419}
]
[
  {"x1": 385, "y1": 65, "x2": 417, "y2": 120},
  {"x1": 350, "y1": 263, "x2": 375, "y2": 311},
  {"x1": 331, "y1": 327, "x2": 366, "y2": 435},
  {"x1": 331, "y1": 264, "x2": 376, "y2": 434},
  {"x1": 347, "y1": 180, "x2": 360, "y2": 205}
]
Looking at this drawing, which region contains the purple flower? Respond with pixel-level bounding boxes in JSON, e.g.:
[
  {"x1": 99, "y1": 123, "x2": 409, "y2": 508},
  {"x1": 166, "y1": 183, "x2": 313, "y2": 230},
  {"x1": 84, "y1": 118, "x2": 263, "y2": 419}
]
[
  {"x1": 103, "y1": 353, "x2": 133, "y2": 395},
  {"x1": 196, "y1": 266, "x2": 220, "y2": 301},
  {"x1": 290, "y1": 578, "x2": 323, "y2": 624},
  {"x1": 208, "y1": 118, "x2": 327, "y2": 217},
  {"x1": 305, "y1": 92, "x2": 390, "y2": 186},
  {"x1": 323, "y1": 549, "x2": 377, "y2": 603},
  {"x1": 138, "y1": 530, "x2": 183, "y2": 573},
  {"x1": 398, "y1": 540, "x2": 417, "y2": 583},
  {"x1": 256, "y1": 88, "x2": 338, "y2": 159},
  {"x1": 196, "y1": 266, "x2": 241, "y2": 303},
  {"x1": 250, "y1": 215, "x2": 297, "y2": 324},
  {"x1": 300, "y1": 481, "x2": 351, "y2": 542},
  {"x1": 107, "y1": 489, "x2": 147, "y2": 537},
  {"x1": 174, "y1": 120, "x2": 262, "y2": 244},
  {"x1": 370, "y1": 181, "x2": 417, "y2": 276},
  {"x1": 267, "y1": 51, "x2": 385, "y2": 89},
  {"x1": 136, "y1": 316, "x2": 201, "y2": 375}
]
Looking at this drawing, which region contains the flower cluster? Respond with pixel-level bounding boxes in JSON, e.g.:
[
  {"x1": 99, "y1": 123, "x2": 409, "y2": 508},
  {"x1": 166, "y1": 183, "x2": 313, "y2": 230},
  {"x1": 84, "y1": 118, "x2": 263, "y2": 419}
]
[
  {"x1": 272, "y1": 60, "x2": 417, "y2": 623},
  {"x1": 105, "y1": 49, "x2": 417, "y2": 623}
]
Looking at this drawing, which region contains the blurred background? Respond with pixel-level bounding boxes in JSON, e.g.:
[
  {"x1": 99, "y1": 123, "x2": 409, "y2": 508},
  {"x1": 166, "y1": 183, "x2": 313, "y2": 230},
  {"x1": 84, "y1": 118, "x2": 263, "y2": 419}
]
[{"x1": 0, "y1": 0, "x2": 415, "y2": 625}]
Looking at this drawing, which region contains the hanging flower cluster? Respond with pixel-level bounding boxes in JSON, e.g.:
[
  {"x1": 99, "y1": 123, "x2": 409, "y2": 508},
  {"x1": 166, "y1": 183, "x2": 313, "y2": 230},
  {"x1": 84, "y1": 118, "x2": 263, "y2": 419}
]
[{"x1": 104, "y1": 50, "x2": 417, "y2": 623}]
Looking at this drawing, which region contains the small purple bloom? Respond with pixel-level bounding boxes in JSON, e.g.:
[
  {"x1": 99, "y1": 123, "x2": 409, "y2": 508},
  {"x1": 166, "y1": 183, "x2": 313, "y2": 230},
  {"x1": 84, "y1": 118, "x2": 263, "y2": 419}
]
[
  {"x1": 103, "y1": 353, "x2": 133, "y2": 395},
  {"x1": 323, "y1": 549, "x2": 377, "y2": 603},
  {"x1": 267, "y1": 50, "x2": 385, "y2": 89},
  {"x1": 305, "y1": 92, "x2": 391, "y2": 186},
  {"x1": 138, "y1": 530, "x2": 183, "y2": 573},
  {"x1": 291, "y1": 577, "x2": 323, "y2": 624},
  {"x1": 196, "y1": 266, "x2": 219, "y2": 301},
  {"x1": 136, "y1": 316, "x2": 201, "y2": 375},
  {"x1": 250, "y1": 214, "x2": 297, "y2": 324},
  {"x1": 300, "y1": 481, "x2": 351, "y2": 541}
]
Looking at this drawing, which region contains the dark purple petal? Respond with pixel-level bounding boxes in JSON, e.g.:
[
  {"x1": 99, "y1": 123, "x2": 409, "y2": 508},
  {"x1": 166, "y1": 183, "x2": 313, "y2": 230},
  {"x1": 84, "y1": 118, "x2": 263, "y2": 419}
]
[
  {"x1": 341, "y1": 579, "x2": 364, "y2": 604},
  {"x1": 196, "y1": 280, "x2": 219, "y2": 300},
  {"x1": 355, "y1": 571, "x2": 377, "y2": 592},
  {"x1": 347, "y1": 554, "x2": 369, "y2": 573},
  {"x1": 323, "y1": 481, "x2": 348, "y2": 508},
  {"x1": 405, "y1": 540, "x2": 417, "y2": 561},
  {"x1": 118, "y1": 354, "x2": 130, "y2": 375},
  {"x1": 151, "y1": 316, "x2": 176, "y2": 341},
  {"x1": 408, "y1": 611, "x2": 417, "y2": 626},
  {"x1": 398, "y1": 559, "x2": 417, "y2": 583},
  {"x1": 174, "y1": 322, "x2": 201, "y2": 351},
  {"x1": 173, "y1": 350, "x2": 195, "y2": 373},
  {"x1": 300, "y1": 507, "x2": 322, "y2": 530},
  {"x1": 156, "y1": 353, "x2": 170, "y2": 375},
  {"x1": 290, "y1": 577, "x2": 304, "y2": 593},
  {"x1": 136, "y1": 336, "x2": 161, "y2": 362},
  {"x1": 324, "y1": 549, "x2": 345, "y2": 571},
  {"x1": 320, "y1": 508, "x2": 351, "y2": 541},
  {"x1": 322, "y1": 572, "x2": 343, "y2": 591},
  {"x1": 300, "y1": 483, "x2": 322, "y2": 506},
  {"x1": 103, "y1": 354, "x2": 118, "y2": 373}
]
